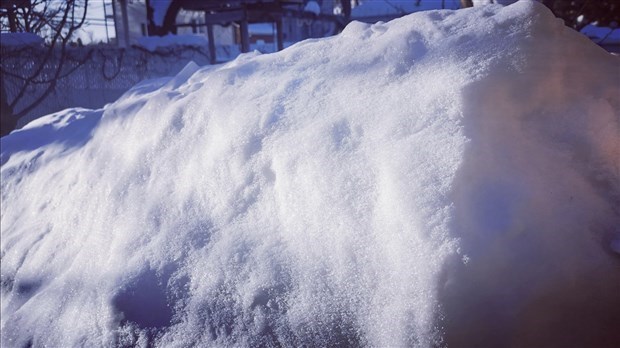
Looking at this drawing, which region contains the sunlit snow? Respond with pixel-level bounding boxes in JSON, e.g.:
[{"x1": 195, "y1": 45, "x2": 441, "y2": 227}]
[{"x1": 1, "y1": 1, "x2": 619, "y2": 347}]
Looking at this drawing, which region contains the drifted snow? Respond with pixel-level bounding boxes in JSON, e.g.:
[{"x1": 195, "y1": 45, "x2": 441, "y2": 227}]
[{"x1": 1, "y1": 1, "x2": 619, "y2": 347}]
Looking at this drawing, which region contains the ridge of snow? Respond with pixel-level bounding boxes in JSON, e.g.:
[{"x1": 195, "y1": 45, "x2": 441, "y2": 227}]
[{"x1": 2, "y1": 1, "x2": 619, "y2": 347}]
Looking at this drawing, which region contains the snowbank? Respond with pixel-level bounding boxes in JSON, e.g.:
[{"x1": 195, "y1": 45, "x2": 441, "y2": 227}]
[{"x1": 2, "y1": 1, "x2": 619, "y2": 347}]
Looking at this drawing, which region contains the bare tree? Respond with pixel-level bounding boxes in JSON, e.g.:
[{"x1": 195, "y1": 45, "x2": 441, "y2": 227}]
[
  {"x1": 0, "y1": 0, "x2": 90, "y2": 136},
  {"x1": 541, "y1": 0, "x2": 620, "y2": 32},
  {"x1": 459, "y1": 0, "x2": 620, "y2": 32}
]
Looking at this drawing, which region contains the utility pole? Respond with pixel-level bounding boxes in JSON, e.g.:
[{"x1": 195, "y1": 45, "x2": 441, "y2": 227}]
[
  {"x1": 207, "y1": 22, "x2": 216, "y2": 64},
  {"x1": 103, "y1": 0, "x2": 110, "y2": 43},
  {"x1": 276, "y1": 17, "x2": 283, "y2": 51},
  {"x1": 239, "y1": 5, "x2": 250, "y2": 53},
  {"x1": 117, "y1": 0, "x2": 131, "y2": 47},
  {"x1": 8, "y1": 8, "x2": 17, "y2": 32}
]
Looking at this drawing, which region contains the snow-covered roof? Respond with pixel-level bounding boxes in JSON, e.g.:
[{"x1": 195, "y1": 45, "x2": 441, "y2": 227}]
[{"x1": 249, "y1": 23, "x2": 275, "y2": 35}]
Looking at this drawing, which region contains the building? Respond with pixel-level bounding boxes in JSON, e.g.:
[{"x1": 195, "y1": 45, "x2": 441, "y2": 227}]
[
  {"x1": 113, "y1": 1, "x2": 526, "y2": 63},
  {"x1": 112, "y1": 0, "x2": 349, "y2": 63}
]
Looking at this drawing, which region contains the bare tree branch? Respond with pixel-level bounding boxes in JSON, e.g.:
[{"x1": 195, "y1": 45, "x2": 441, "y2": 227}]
[{"x1": 1, "y1": 0, "x2": 90, "y2": 135}]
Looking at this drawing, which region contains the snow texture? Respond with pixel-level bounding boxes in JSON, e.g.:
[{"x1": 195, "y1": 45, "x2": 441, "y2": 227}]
[
  {"x1": 473, "y1": 0, "x2": 518, "y2": 6},
  {"x1": 2, "y1": 1, "x2": 620, "y2": 347}
]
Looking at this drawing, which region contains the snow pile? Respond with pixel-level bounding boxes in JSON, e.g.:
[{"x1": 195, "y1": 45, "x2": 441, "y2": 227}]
[
  {"x1": 473, "y1": 0, "x2": 518, "y2": 6},
  {"x1": 2, "y1": 1, "x2": 620, "y2": 347}
]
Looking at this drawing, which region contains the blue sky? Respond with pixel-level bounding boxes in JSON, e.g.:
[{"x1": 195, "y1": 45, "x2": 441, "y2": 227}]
[{"x1": 78, "y1": 0, "x2": 116, "y2": 44}]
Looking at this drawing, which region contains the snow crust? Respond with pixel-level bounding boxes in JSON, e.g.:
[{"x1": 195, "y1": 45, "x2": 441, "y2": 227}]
[{"x1": 2, "y1": 1, "x2": 620, "y2": 347}]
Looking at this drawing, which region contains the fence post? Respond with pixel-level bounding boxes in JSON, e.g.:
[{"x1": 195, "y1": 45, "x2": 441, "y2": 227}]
[{"x1": 207, "y1": 23, "x2": 217, "y2": 64}]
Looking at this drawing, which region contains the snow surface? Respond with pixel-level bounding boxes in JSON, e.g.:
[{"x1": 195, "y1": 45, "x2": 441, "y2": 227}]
[
  {"x1": 473, "y1": 0, "x2": 518, "y2": 6},
  {"x1": 0, "y1": 33, "x2": 44, "y2": 47},
  {"x1": 2, "y1": 1, "x2": 620, "y2": 347}
]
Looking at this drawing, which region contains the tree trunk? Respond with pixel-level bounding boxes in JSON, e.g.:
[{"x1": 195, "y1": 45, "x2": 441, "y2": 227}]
[
  {"x1": 1, "y1": 80, "x2": 17, "y2": 137},
  {"x1": 460, "y1": 0, "x2": 474, "y2": 8},
  {"x1": 8, "y1": 8, "x2": 18, "y2": 32}
]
